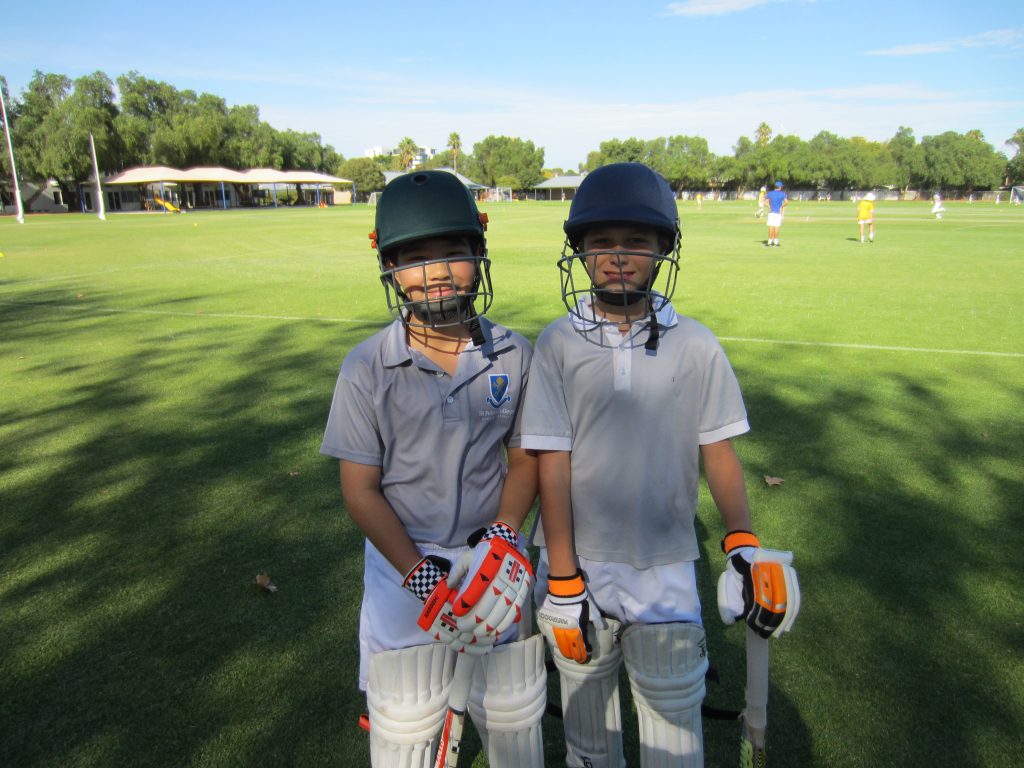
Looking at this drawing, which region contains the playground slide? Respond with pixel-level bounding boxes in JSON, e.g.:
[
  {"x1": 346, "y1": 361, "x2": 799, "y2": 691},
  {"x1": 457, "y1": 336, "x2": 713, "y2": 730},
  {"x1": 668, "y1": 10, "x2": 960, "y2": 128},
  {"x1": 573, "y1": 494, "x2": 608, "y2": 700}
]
[{"x1": 153, "y1": 195, "x2": 181, "y2": 213}]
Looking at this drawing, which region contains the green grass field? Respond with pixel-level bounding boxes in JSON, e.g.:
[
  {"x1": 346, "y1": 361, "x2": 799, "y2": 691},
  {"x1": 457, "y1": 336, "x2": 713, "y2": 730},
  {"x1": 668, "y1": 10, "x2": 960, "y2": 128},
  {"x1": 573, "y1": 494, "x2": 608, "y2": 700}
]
[{"x1": 1, "y1": 200, "x2": 1022, "y2": 767}]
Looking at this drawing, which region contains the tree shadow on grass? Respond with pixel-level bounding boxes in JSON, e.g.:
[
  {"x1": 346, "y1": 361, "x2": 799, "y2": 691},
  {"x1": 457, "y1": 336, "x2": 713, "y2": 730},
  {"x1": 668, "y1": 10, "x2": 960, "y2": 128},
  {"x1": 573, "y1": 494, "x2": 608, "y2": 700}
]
[
  {"x1": 0, "y1": 289, "x2": 385, "y2": 767},
  {"x1": 698, "y1": 339, "x2": 1024, "y2": 767}
]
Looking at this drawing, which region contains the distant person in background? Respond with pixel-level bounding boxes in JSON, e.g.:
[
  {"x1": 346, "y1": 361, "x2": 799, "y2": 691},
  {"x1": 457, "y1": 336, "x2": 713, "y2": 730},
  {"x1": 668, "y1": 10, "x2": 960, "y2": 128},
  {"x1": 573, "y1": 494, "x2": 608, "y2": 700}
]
[
  {"x1": 931, "y1": 192, "x2": 945, "y2": 220},
  {"x1": 756, "y1": 186, "x2": 766, "y2": 217},
  {"x1": 856, "y1": 192, "x2": 875, "y2": 243},
  {"x1": 765, "y1": 181, "x2": 788, "y2": 246}
]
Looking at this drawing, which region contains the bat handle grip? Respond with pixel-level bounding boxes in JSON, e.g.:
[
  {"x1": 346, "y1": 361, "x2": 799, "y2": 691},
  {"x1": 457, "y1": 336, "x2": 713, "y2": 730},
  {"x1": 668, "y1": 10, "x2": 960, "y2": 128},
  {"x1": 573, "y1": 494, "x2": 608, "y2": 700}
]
[
  {"x1": 447, "y1": 652, "x2": 476, "y2": 712},
  {"x1": 744, "y1": 626, "x2": 769, "y2": 748}
]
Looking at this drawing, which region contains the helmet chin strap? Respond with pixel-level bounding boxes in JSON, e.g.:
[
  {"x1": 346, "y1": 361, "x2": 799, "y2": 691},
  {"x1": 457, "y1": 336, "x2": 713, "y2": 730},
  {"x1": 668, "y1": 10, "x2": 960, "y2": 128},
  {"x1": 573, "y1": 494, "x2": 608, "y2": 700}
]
[
  {"x1": 406, "y1": 294, "x2": 486, "y2": 347},
  {"x1": 591, "y1": 289, "x2": 661, "y2": 352},
  {"x1": 592, "y1": 288, "x2": 646, "y2": 307},
  {"x1": 407, "y1": 295, "x2": 468, "y2": 324}
]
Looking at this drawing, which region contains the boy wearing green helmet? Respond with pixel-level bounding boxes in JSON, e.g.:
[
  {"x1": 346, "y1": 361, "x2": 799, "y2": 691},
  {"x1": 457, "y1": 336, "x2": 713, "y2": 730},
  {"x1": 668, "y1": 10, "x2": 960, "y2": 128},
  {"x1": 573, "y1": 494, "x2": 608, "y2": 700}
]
[{"x1": 321, "y1": 171, "x2": 545, "y2": 766}]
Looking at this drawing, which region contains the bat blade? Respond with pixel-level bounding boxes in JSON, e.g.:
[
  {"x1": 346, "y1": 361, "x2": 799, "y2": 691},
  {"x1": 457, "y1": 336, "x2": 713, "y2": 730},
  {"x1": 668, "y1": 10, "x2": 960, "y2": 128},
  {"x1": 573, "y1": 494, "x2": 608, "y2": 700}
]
[
  {"x1": 741, "y1": 626, "x2": 770, "y2": 766},
  {"x1": 434, "y1": 654, "x2": 476, "y2": 768}
]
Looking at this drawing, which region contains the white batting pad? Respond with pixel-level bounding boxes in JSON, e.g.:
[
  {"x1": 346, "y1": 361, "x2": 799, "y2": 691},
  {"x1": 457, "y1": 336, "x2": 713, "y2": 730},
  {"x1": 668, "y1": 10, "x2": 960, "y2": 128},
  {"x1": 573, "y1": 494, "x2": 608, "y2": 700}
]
[
  {"x1": 467, "y1": 634, "x2": 547, "y2": 767},
  {"x1": 366, "y1": 643, "x2": 453, "y2": 767},
  {"x1": 549, "y1": 617, "x2": 626, "y2": 768},
  {"x1": 622, "y1": 622, "x2": 708, "y2": 768}
]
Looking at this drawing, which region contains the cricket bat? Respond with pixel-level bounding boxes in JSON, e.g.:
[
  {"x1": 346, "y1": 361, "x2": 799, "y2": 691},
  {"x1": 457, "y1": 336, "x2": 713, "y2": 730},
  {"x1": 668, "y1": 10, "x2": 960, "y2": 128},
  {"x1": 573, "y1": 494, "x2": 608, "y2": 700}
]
[
  {"x1": 434, "y1": 653, "x2": 476, "y2": 768},
  {"x1": 741, "y1": 626, "x2": 769, "y2": 768}
]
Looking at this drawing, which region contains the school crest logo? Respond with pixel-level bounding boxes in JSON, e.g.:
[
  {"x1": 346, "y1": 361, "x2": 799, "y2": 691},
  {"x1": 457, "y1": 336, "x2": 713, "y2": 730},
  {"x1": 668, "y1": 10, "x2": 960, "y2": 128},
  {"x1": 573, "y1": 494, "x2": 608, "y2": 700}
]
[{"x1": 486, "y1": 374, "x2": 512, "y2": 408}]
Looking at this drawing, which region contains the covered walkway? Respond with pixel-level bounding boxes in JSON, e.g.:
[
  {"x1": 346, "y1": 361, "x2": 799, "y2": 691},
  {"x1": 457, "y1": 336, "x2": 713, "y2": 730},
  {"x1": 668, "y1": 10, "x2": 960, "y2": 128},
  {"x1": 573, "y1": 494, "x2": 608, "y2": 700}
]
[{"x1": 95, "y1": 166, "x2": 352, "y2": 212}]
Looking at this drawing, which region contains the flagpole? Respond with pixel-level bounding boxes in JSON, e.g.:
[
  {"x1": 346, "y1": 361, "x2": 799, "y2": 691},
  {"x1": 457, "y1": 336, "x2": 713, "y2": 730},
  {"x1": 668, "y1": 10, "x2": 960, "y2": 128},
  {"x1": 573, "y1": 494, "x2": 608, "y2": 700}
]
[
  {"x1": 0, "y1": 80, "x2": 26, "y2": 224},
  {"x1": 89, "y1": 133, "x2": 106, "y2": 221}
]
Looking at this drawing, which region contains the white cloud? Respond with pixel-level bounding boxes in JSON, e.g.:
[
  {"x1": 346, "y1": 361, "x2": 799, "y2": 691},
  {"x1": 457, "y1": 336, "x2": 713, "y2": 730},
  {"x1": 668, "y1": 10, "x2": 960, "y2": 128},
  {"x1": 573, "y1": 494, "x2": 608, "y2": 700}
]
[
  {"x1": 663, "y1": 0, "x2": 775, "y2": 17},
  {"x1": 865, "y1": 28, "x2": 1024, "y2": 57}
]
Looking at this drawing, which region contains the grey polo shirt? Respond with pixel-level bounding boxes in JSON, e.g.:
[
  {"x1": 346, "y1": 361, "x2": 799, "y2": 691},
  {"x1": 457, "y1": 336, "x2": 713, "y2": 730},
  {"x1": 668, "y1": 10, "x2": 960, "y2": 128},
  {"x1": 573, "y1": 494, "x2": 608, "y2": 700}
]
[
  {"x1": 520, "y1": 298, "x2": 748, "y2": 568},
  {"x1": 321, "y1": 316, "x2": 531, "y2": 548}
]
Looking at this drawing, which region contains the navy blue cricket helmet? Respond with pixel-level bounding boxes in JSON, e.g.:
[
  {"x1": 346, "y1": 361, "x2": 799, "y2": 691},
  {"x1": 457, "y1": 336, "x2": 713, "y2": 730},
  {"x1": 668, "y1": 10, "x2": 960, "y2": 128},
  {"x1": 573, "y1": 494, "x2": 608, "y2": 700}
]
[{"x1": 558, "y1": 163, "x2": 681, "y2": 340}]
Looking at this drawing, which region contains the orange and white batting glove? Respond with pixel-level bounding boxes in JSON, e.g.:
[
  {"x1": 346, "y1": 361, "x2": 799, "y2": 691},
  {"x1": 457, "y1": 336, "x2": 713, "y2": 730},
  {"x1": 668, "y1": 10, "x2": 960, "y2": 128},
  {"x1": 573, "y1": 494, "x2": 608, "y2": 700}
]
[
  {"x1": 537, "y1": 570, "x2": 606, "y2": 664},
  {"x1": 403, "y1": 555, "x2": 494, "y2": 656},
  {"x1": 449, "y1": 522, "x2": 534, "y2": 640},
  {"x1": 717, "y1": 530, "x2": 801, "y2": 638}
]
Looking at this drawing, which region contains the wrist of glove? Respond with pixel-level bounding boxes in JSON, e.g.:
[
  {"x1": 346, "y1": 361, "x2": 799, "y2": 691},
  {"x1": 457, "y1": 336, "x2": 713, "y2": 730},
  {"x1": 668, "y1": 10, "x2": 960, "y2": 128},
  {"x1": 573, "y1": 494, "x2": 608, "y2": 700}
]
[
  {"x1": 717, "y1": 530, "x2": 801, "y2": 639},
  {"x1": 537, "y1": 569, "x2": 606, "y2": 664},
  {"x1": 448, "y1": 522, "x2": 534, "y2": 640},
  {"x1": 403, "y1": 555, "x2": 494, "y2": 656}
]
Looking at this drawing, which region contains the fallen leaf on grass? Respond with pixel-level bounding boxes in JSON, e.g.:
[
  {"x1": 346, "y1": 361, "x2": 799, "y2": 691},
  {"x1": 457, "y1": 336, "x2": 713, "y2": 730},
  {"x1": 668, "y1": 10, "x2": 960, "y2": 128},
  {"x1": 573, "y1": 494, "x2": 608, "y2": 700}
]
[
  {"x1": 763, "y1": 475, "x2": 785, "y2": 487},
  {"x1": 255, "y1": 573, "x2": 278, "y2": 593},
  {"x1": 288, "y1": 470, "x2": 301, "y2": 477}
]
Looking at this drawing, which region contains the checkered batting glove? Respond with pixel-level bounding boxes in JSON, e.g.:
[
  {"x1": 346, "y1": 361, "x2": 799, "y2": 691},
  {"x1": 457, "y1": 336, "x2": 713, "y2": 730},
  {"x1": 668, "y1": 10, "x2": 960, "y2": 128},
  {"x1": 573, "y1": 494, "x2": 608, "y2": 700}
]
[
  {"x1": 403, "y1": 555, "x2": 494, "y2": 655},
  {"x1": 448, "y1": 522, "x2": 534, "y2": 640}
]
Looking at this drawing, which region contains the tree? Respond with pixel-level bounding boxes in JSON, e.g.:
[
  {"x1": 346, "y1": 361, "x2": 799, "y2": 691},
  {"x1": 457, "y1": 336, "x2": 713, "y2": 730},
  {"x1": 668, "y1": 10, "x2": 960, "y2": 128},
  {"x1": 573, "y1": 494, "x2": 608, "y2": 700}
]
[
  {"x1": 888, "y1": 126, "x2": 925, "y2": 194},
  {"x1": 338, "y1": 157, "x2": 385, "y2": 200},
  {"x1": 396, "y1": 137, "x2": 418, "y2": 170},
  {"x1": 472, "y1": 135, "x2": 544, "y2": 188},
  {"x1": 586, "y1": 138, "x2": 648, "y2": 170},
  {"x1": 221, "y1": 105, "x2": 282, "y2": 169},
  {"x1": 755, "y1": 122, "x2": 773, "y2": 147},
  {"x1": 920, "y1": 130, "x2": 1004, "y2": 191},
  {"x1": 12, "y1": 70, "x2": 119, "y2": 209},
  {"x1": 447, "y1": 132, "x2": 461, "y2": 174},
  {"x1": 1004, "y1": 128, "x2": 1024, "y2": 185},
  {"x1": 114, "y1": 71, "x2": 186, "y2": 167},
  {"x1": 659, "y1": 135, "x2": 711, "y2": 190}
]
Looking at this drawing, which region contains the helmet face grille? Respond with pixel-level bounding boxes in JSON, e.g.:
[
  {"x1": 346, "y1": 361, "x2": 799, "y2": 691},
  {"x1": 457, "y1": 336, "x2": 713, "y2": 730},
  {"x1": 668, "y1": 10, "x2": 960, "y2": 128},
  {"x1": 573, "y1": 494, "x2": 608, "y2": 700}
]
[
  {"x1": 557, "y1": 238, "x2": 680, "y2": 328},
  {"x1": 379, "y1": 254, "x2": 493, "y2": 329}
]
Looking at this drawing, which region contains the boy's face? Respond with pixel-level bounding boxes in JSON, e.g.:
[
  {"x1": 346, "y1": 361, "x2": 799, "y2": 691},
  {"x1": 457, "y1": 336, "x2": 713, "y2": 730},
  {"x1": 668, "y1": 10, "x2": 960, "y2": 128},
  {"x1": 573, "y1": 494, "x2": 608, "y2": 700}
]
[
  {"x1": 385, "y1": 236, "x2": 482, "y2": 326},
  {"x1": 391, "y1": 236, "x2": 479, "y2": 298},
  {"x1": 580, "y1": 226, "x2": 660, "y2": 296}
]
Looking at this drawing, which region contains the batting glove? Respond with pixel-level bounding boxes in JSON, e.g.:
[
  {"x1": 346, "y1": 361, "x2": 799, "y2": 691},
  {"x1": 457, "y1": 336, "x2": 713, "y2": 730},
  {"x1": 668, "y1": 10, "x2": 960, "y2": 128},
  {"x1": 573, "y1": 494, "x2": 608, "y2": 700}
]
[
  {"x1": 537, "y1": 570, "x2": 606, "y2": 664},
  {"x1": 449, "y1": 522, "x2": 534, "y2": 640},
  {"x1": 403, "y1": 555, "x2": 495, "y2": 656},
  {"x1": 717, "y1": 531, "x2": 801, "y2": 639}
]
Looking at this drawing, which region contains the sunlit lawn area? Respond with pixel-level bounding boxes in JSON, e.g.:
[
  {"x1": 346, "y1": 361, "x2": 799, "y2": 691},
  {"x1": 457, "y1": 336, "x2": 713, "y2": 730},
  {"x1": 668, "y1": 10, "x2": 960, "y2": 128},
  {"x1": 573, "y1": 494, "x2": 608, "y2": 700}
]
[{"x1": 1, "y1": 199, "x2": 1022, "y2": 766}]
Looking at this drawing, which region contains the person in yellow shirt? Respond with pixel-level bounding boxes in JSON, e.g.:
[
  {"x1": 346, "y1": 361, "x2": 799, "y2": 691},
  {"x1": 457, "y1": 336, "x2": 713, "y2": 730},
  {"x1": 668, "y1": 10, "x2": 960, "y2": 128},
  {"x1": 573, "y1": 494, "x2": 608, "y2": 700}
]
[
  {"x1": 756, "y1": 186, "x2": 766, "y2": 218},
  {"x1": 857, "y1": 192, "x2": 875, "y2": 243}
]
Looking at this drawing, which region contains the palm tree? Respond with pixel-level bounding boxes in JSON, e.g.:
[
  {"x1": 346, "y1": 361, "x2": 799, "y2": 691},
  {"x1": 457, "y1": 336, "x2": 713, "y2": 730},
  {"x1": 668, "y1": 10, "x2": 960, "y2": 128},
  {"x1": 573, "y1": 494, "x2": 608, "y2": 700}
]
[
  {"x1": 755, "y1": 122, "x2": 773, "y2": 147},
  {"x1": 397, "y1": 137, "x2": 418, "y2": 170},
  {"x1": 447, "y1": 132, "x2": 462, "y2": 174}
]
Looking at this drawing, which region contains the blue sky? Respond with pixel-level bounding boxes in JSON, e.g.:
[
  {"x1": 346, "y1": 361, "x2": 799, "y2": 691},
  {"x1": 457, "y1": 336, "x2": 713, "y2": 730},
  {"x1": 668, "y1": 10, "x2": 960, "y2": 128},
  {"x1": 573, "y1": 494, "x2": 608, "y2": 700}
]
[{"x1": 3, "y1": 0, "x2": 1022, "y2": 169}]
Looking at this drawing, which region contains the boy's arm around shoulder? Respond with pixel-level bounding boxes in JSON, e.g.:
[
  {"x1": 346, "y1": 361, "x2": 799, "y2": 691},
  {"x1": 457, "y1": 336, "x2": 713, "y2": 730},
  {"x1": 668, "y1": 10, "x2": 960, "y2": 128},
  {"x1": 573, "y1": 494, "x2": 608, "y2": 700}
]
[{"x1": 700, "y1": 438, "x2": 753, "y2": 533}]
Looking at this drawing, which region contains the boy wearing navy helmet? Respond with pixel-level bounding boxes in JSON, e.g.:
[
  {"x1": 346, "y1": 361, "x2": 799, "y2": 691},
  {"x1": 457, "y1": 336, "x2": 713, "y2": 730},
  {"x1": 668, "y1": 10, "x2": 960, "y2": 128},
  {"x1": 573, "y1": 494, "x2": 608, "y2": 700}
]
[{"x1": 521, "y1": 163, "x2": 800, "y2": 767}]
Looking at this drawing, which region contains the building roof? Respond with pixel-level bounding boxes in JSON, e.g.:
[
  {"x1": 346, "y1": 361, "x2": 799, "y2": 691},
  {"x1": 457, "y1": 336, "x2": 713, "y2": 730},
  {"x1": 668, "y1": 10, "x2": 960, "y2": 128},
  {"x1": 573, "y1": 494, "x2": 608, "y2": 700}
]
[
  {"x1": 535, "y1": 175, "x2": 586, "y2": 189},
  {"x1": 104, "y1": 166, "x2": 350, "y2": 185}
]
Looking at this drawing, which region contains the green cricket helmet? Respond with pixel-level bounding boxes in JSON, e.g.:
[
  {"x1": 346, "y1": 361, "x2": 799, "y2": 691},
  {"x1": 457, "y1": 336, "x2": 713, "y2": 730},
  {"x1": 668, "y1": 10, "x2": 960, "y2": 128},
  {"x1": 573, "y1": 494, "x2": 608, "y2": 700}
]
[{"x1": 370, "y1": 170, "x2": 492, "y2": 331}]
